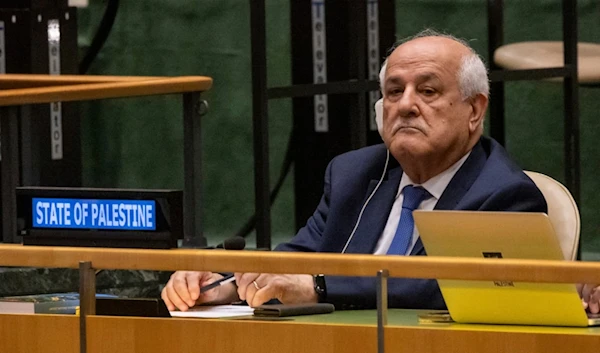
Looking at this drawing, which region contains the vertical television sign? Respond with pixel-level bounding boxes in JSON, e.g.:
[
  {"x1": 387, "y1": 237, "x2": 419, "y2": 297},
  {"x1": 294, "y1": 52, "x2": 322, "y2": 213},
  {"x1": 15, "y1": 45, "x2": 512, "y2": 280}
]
[
  {"x1": 48, "y1": 19, "x2": 63, "y2": 160},
  {"x1": 367, "y1": 0, "x2": 381, "y2": 131},
  {"x1": 312, "y1": 0, "x2": 328, "y2": 132}
]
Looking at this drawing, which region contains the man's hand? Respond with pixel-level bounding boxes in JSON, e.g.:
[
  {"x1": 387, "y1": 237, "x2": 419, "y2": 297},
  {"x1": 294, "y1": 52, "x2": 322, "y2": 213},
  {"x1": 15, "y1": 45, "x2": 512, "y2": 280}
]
[
  {"x1": 577, "y1": 283, "x2": 600, "y2": 314},
  {"x1": 234, "y1": 273, "x2": 318, "y2": 308},
  {"x1": 161, "y1": 271, "x2": 238, "y2": 311}
]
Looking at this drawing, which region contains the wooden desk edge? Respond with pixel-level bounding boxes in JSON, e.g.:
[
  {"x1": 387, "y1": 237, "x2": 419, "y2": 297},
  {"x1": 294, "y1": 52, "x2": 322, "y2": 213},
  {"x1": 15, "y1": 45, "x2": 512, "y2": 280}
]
[
  {"x1": 0, "y1": 76, "x2": 213, "y2": 105},
  {"x1": 1, "y1": 244, "x2": 600, "y2": 284},
  {"x1": 1, "y1": 310, "x2": 598, "y2": 353},
  {"x1": 84, "y1": 314, "x2": 600, "y2": 353},
  {"x1": 0, "y1": 74, "x2": 162, "y2": 89}
]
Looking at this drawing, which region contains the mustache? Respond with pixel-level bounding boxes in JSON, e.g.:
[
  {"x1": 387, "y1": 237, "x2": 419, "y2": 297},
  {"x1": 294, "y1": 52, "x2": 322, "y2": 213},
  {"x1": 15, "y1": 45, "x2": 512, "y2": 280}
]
[{"x1": 391, "y1": 121, "x2": 426, "y2": 133}]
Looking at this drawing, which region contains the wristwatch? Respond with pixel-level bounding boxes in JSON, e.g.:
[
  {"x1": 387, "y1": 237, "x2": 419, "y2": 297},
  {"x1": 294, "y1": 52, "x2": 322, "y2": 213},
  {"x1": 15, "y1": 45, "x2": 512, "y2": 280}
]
[{"x1": 313, "y1": 274, "x2": 327, "y2": 302}]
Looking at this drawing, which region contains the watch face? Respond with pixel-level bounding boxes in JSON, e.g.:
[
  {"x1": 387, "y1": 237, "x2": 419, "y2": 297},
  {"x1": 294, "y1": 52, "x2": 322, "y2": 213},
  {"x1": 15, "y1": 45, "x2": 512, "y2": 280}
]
[{"x1": 313, "y1": 275, "x2": 326, "y2": 300}]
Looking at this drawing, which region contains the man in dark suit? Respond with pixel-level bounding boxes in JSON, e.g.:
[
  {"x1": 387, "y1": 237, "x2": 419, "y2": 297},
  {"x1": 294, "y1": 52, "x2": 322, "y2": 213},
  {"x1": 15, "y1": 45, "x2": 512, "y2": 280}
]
[{"x1": 161, "y1": 29, "x2": 548, "y2": 311}]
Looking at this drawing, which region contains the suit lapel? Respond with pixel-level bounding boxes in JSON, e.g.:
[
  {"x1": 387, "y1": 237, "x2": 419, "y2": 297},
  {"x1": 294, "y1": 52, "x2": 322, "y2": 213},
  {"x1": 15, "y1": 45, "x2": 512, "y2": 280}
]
[
  {"x1": 344, "y1": 166, "x2": 402, "y2": 254},
  {"x1": 411, "y1": 140, "x2": 488, "y2": 255},
  {"x1": 435, "y1": 140, "x2": 486, "y2": 210}
]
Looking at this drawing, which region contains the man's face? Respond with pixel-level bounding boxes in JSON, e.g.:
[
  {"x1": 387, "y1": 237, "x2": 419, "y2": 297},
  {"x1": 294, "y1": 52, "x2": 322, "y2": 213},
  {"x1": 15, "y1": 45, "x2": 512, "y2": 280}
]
[{"x1": 381, "y1": 37, "x2": 480, "y2": 165}]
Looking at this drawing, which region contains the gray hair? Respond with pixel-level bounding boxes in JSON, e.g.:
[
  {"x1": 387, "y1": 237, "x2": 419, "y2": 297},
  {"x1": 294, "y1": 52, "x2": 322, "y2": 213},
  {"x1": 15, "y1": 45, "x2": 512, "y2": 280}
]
[{"x1": 378, "y1": 29, "x2": 489, "y2": 100}]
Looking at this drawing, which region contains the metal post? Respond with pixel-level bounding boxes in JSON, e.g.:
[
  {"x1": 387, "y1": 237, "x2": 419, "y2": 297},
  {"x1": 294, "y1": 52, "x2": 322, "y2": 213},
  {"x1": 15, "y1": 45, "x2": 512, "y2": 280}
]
[
  {"x1": 349, "y1": 1, "x2": 368, "y2": 149},
  {"x1": 562, "y1": 0, "x2": 580, "y2": 257},
  {"x1": 79, "y1": 261, "x2": 96, "y2": 353},
  {"x1": 182, "y1": 92, "x2": 207, "y2": 248},
  {"x1": 250, "y1": 0, "x2": 271, "y2": 249},
  {"x1": 487, "y1": 0, "x2": 505, "y2": 145},
  {"x1": 20, "y1": 104, "x2": 38, "y2": 187},
  {"x1": 0, "y1": 106, "x2": 20, "y2": 243},
  {"x1": 376, "y1": 269, "x2": 389, "y2": 353}
]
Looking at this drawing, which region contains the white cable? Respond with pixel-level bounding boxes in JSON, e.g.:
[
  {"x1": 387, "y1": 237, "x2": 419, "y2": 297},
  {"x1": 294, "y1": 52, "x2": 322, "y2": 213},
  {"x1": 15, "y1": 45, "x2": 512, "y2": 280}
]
[{"x1": 341, "y1": 149, "x2": 390, "y2": 254}]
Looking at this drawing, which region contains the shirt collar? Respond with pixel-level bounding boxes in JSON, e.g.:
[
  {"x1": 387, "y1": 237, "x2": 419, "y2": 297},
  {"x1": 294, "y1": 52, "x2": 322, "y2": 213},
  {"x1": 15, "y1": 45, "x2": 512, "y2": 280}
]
[{"x1": 397, "y1": 150, "x2": 472, "y2": 201}]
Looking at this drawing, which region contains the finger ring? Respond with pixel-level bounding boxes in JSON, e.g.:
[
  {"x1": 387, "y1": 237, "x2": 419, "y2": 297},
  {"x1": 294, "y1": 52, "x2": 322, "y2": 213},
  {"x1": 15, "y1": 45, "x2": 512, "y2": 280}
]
[{"x1": 253, "y1": 280, "x2": 260, "y2": 290}]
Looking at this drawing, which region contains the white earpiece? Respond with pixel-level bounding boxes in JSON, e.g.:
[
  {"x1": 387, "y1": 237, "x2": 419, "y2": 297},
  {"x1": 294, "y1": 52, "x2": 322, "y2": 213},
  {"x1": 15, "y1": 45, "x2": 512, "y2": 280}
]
[
  {"x1": 339, "y1": 62, "x2": 388, "y2": 253},
  {"x1": 375, "y1": 98, "x2": 383, "y2": 137},
  {"x1": 341, "y1": 149, "x2": 389, "y2": 254},
  {"x1": 375, "y1": 60, "x2": 387, "y2": 137}
]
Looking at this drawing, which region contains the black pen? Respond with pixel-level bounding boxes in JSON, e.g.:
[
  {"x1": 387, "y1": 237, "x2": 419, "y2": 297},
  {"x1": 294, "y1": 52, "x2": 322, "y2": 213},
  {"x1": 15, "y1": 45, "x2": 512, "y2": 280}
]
[{"x1": 200, "y1": 274, "x2": 235, "y2": 293}]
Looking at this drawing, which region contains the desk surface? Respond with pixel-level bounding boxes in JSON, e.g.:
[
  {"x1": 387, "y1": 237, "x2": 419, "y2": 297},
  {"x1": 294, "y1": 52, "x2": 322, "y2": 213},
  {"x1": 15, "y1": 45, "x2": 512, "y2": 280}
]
[
  {"x1": 3, "y1": 309, "x2": 598, "y2": 353},
  {"x1": 294, "y1": 309, "x2": 600, "y2": 334}
]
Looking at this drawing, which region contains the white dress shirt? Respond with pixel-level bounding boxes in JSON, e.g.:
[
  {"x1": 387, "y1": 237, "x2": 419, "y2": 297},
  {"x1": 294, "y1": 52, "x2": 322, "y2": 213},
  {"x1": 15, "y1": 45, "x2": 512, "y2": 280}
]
[{"x1": 373, "y1": 151, "x2": 471, "y2": 255}]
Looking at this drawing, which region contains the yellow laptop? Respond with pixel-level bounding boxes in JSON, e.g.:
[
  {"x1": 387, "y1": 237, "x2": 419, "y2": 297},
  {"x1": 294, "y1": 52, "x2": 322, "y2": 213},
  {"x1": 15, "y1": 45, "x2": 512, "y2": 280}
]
[{"x1": 413, "y1": 210, "x2": 600, "y2": 327}]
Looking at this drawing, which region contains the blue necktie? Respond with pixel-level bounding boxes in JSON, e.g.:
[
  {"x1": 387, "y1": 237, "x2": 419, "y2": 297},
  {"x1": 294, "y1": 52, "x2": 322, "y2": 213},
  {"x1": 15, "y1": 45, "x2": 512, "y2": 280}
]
[{"x1": 387, "y1": 185, "x2": 431, "y2": 255}]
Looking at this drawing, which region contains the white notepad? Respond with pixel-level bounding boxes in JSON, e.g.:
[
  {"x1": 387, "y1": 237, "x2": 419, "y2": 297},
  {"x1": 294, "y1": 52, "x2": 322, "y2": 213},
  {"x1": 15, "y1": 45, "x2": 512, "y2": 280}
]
[{"x1": 169, "y1": 305, "x2": 254, "y2": 318}]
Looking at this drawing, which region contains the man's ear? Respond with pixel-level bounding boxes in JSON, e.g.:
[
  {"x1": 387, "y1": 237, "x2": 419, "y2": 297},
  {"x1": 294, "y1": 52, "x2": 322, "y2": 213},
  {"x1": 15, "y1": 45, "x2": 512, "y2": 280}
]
[{"x1": 468, "y1": 93, "x2": 488, "y2": 133}]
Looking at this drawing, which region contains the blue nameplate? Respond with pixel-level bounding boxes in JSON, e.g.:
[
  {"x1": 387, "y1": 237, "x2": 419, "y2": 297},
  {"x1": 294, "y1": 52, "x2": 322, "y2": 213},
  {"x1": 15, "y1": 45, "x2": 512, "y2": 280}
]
[
  {"x1": 18, "y1": 187, "x2": 182, "y2": 248},
  {"x1": 32, "y1": 198, "x2": 156, "y2": 231}
]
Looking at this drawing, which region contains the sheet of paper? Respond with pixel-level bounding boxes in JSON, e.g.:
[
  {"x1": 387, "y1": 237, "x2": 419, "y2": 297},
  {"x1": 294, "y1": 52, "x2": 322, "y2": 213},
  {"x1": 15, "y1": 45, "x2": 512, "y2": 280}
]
[{"x1": 170, "y1": 305, "x2": 254, "y2": 318}]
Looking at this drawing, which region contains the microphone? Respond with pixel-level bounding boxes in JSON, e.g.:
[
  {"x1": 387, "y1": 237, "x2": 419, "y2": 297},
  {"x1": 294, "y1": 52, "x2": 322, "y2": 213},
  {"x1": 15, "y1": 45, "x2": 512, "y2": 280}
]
[
  {"x1": 215, "y1": 236, "x2": 246, "y2": 250},
  {"x1": 190, "y1": 236, "x2": 246, "y2": 250}
]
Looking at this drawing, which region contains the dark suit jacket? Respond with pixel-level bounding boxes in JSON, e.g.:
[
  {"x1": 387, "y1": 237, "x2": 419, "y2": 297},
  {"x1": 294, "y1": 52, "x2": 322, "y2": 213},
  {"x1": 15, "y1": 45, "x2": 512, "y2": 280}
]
[{"x1": 275, "y1": 136, "x2": 547, "y2": 310}]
